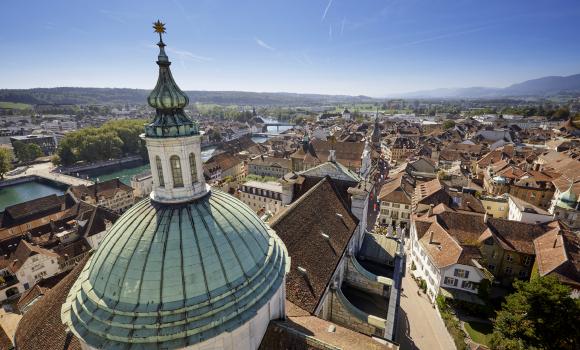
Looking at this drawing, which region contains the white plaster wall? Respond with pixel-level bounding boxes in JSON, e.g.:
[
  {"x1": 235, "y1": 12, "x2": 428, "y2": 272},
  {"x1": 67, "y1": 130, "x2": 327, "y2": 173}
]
[
  {"x1": 18, "y1": 254, "x2": 61, "y2": 288},
  {"x1": 145, "y1": 135, "x2": 207, "y2": 203},
  {"x1": 439, "y1": 265, "x2": 484, "y2": 294}
]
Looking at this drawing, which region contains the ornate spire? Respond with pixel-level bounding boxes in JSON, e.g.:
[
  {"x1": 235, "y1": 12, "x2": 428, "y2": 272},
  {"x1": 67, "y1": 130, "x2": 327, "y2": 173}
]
[{"x1": 145, "y1": 21, "x2": 198, "y2": 138}]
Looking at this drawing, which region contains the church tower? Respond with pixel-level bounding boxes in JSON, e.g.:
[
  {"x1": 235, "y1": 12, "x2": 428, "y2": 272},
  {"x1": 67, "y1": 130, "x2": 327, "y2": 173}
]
[
  {"x1": 61, "y1": 22, "x2": 288, "y2": 350},
  {"x1": 144, "y1": 20, "x2": 209, "y2": 203}
]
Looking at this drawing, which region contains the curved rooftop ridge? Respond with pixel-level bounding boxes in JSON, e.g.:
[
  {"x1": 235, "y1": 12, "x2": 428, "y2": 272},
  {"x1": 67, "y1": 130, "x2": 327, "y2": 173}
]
[{"x1": 62, "y1": 190, "x2": 288, "y2": 348}]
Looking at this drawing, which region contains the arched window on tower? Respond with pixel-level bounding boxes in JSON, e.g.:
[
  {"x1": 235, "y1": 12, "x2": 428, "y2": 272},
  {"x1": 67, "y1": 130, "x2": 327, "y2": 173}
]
[
  {"x1": 189, "y1": 153, "x2": 198, "y2": 183},
  {"x1": 170, "y1": 155, "x2": 184, "y2": 187},
  {"x1": 155, "y1": 156, "x2": 164, "y2": 187}
]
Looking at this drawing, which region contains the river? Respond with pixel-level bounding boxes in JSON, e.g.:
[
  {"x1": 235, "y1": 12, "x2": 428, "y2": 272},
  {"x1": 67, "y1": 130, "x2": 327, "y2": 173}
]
[
  {"x1": 0, "y1": 122, "x2": 290, "y2": 211},
  {"x1": 0, "y1": 182, "x2": 65, "y2": 212}
]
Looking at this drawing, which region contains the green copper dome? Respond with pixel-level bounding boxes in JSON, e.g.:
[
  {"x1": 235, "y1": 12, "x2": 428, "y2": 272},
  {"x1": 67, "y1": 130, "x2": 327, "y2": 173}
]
[
  {"x1": 145, "y1": 35, "x2": 199, "y2": 138},
  {"x1": 61, "y1": 191, "x2": 288, "y2": 349}
]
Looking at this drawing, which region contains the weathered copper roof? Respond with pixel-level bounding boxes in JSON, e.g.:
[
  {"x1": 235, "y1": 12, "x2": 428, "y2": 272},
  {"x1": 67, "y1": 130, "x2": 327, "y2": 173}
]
[
  {"x1": 61, "y1": 191, "x2": 288, "y2": 349},
  {"x1": 145, "y1": 34, "x2": 199, "y2": 138}
]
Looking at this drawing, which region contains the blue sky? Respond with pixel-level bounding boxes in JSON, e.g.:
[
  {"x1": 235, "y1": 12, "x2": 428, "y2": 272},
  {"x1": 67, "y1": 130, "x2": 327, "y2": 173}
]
[{"x1": 2, "y1": 0, "x2": 580, "y2": 96}]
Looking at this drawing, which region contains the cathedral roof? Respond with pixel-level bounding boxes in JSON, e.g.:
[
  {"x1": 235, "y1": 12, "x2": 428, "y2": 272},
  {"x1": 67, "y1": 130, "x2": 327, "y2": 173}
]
[{"x1": 62, "y1": 190, "x2": 288, "y2": 349}]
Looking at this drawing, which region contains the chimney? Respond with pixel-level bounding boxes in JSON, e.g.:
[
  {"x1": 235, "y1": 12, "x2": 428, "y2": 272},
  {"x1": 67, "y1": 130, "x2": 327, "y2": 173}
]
[
  {"x1": 428, "y1": 204, "x2": 434, "y2": 216},
  {"x1": 484, "y1": 211, "x2": 488, "y2": 224},
  {"x1": 429, "y1": 231, "x2": 434, "y2": 244},
  {"x1": 328, "y1": 149, "x2": 336, "y2": 163}
]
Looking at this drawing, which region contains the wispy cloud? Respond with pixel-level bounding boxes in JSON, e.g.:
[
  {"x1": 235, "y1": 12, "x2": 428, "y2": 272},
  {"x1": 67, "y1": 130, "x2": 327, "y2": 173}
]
[
  {"x1": 99, "y1": 9, "x2": 127, "y2": 24},
  {"x1": 166, "y1": 48, "x2": 213, "y2": 62},
  {"x1": 379, "y1": 24, "x2": 494, "y2": 52},
  {"x1": 254, "y1": 37, "x2": 275, "y2": 51},
  {"x1": 321, "y1": 0, "x2": 334, "y2": 21},
  {"x1": 340, "y1": 17, "x2": 346, "y2": 35}
]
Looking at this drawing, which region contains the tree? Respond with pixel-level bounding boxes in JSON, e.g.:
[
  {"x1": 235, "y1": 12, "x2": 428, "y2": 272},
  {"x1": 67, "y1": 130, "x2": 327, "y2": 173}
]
[
  {"x1": 490, "y1": 276, "x2": 580, "y2": 350},
  {"x1": 13, "y1": 141, "x2": 43, "y2": 163},
  {"x1": 550, "y1": 108, "x2": 570, "y2": 121},
  {"x1": 443, "y1": 120, "x2": 456, "y2": 130},
  {"x1": 0, "y1": 148, "x2": 12, "y2": 179}
]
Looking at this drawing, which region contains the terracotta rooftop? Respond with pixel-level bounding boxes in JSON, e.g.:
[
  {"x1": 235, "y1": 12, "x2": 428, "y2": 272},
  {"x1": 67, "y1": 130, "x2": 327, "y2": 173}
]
[
  {"x1": 484, "y1": 218, "x2": 548, "y2": 255},
  {"x1": 533, "y1": 224, "x2": 580, "y2": 288},
  {"x1": 14, "y1": 256, "x2": 89, "y2": 350},
  {"x1": 378, "y1": 173, "x2": 413, "y2": 205},
  {"x1": 8, "y1": 240, "x2": 60, "y2": 273},
  {"x1": 69, "y1": 178, "x2": 132, "y2": 202},
  {"x1": 291, "y1": 139, "x2": 365, "y2": 169},
  {"x1": 259, "y1": 301, "x2": 398, "y2": 350},
  {"x1": 271, "y1": 177, "x2": 358, "y2": 314}
]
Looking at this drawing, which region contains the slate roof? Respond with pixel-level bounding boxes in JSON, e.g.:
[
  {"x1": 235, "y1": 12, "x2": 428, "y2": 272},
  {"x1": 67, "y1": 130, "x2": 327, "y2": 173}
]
[
  {"x1": 14, "y1": 256, "x2": 89, "y2": 350},
  {"x1": 271, "y1": 177, "x2": 358, "y2": 314}
]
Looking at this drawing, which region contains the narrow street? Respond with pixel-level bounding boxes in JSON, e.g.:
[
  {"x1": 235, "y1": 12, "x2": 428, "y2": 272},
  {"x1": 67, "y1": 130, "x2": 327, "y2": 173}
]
[{"x1": 397, "y1": 256, "x2": 456, "y2": 350}]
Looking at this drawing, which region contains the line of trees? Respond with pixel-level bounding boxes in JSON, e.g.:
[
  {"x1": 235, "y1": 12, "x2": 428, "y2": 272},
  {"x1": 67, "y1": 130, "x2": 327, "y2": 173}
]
[
  {"x1": 53, "y1": 119, "x2": 147, "y2": 166},
  {"x1": 13, "y1": 141, "x2": 43, "y2": 163}
]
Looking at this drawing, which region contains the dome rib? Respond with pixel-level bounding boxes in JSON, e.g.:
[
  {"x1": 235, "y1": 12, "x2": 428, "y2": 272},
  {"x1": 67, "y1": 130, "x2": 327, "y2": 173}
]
[
  {"x1": 199, "y1": 200, "x2": 253, "y2": 279},
  {"x1": 132, "y1": 206, "x2": 170, "y2": 311},
  {"x1": 90, "y1": 201, "x2": 158, "y2": 306},
  {"x1": 192, "y1": 203, "x2": 235, "y2": 291},
  {"x1": 184, "y1": 206, "x2": 212, "y2": 303},
  {"x1": 208, "y1": 197, "x2": 263, "y2": 273}
]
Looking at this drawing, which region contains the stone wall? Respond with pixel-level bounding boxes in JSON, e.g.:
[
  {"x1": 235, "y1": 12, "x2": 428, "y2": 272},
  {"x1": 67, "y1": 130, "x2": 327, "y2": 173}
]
[
  {"x1": 328, "y1": 287, "x2": 386, "y2": 338},
  {"x1": 345, "y1": 256, "x2": 392, "y2": 298}
]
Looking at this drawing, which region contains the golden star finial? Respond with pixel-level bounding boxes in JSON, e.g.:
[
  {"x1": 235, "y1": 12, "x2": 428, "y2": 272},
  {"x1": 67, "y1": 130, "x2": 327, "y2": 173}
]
[{"x1": 153, "y1": 20, "x2": 166, "y2": 34}]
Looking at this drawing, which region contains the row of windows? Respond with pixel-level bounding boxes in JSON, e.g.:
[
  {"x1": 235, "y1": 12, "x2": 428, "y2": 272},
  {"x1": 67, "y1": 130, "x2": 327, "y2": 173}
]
[
  {"x1": 155, "y1": 154, "x2": 198, "y2": 188},
  {"x1": 444, "y1": 277, "x2": 475, "y2": 290},
  {"x1": 240, "y1": 186, "x2": 282, "y2": 200},
  {"x1": 487, "y1": 264, "x2": 529, "y2": 279},
  {"x1": 382, "y1": 202, "x2": 410, "y2": 210}
]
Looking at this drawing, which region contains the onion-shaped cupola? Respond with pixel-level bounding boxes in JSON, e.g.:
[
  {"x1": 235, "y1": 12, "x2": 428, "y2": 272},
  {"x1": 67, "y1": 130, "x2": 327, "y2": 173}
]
[{"x1": 145, "y1": 20, "x2": 198, "y2": 138}]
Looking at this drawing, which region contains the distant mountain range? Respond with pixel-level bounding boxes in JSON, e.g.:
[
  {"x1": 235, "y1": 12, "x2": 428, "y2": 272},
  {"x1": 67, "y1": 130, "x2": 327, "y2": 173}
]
[
  {"x1": 1, "y1": 73, "x2": 579, "y2": 106},
  {"x1": 398, "y1": 74, "x2": 580, "y2": 99},
  {"x1": 0, "y1": 88, "x2": 376, "y2": 107}
]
